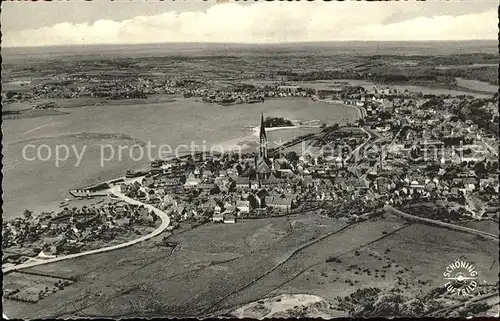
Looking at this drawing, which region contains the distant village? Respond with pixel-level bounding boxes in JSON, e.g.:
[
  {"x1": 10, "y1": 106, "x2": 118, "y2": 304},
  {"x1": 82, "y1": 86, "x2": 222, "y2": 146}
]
[{"x1": 3, "y1": 74, "x2": 315, "y2": 106}]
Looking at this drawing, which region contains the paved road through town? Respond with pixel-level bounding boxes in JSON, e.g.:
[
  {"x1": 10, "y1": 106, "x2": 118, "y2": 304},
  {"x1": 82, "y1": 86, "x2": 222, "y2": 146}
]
[{"x1": 385, "y1": 205, "x2": 498, "y2": 241}]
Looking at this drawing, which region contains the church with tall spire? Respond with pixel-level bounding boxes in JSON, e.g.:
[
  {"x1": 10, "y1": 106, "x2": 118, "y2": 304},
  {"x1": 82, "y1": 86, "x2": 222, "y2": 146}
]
[
  {"x1": 256, "y1": 112, "x2": 271, "y2": 180},
  {"x1": 259, "y1": 112, "x2": 268, "y2": 159}
]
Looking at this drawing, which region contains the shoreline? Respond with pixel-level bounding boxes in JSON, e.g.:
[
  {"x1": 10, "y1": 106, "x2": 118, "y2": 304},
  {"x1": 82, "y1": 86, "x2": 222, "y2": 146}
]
[
  {"x1": 251, "y1": 124, "x2": 321, "y2": 136},
  {"x1": 312, "y1": 95, "x2": 365, "y2": 120},
  {"x1": 2, "y1": 98, "x2": 355, "y2": 220}
]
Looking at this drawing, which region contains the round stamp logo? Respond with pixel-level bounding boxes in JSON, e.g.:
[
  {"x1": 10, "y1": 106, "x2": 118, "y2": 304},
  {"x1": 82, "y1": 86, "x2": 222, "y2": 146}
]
[{"x1": 443, "y1": 259, "x2": 479, "y2": 296}]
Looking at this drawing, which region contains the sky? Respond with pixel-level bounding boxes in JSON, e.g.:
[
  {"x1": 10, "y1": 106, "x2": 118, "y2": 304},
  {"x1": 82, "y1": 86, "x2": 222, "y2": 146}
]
[{"x1": 1, "y1": 0, "x2": 498, "y2": 47}]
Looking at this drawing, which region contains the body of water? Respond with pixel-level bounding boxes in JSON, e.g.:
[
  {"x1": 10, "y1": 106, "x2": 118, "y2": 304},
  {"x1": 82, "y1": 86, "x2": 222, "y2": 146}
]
[{"x1": 2, "y1": 97, "x2": 358, "y2": 219}]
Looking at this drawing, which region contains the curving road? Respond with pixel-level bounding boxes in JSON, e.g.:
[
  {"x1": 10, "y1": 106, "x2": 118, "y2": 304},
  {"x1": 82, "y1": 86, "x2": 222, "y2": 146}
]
[
  {"x1": 345, "y1": 126, "x2": 375, "y2": 164},
  {"x1": 384, "y1": 205, "x2": 498, "y2": 241},
  {"x1": 312, "y1": 95, "x2": 367, "y2": 120},
  {"x1": 312, "y1": 95, "x2": 374, "y2": 165},
  {"x1": 2, "y1": 186, "x2": 170, "y2": 274},
  {"x1": 481, "y1": 138, "x2": 498, "y2": 157}
]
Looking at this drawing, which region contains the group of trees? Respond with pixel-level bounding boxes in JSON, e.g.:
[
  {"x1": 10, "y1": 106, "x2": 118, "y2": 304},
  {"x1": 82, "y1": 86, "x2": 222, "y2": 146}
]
[
  {"x1": 278, "y1": 69, "x2": 364, "y2": 82},
  {"x1": 338, "y1": 286, "x2": 491, "y2": 317},
  {"x1": 263, "y1": 117, "x2": 294, "y2": 128},
  {"x1": 321, "y1": 123, "x2": 340, "y2": 134},
  {"x1": 277, "y1": 55, "x2": 497, "y2": 87},
  {"x1": 23, "y1": 209, "x2": 33, "y2": 220},
  {"x1": 5, "y1": 91, "x2": 20, "y2": 99},
  {"x1": 232, "y1": 83, "x2": 256, "y2": 93},
  {"x1": 473, "y1": 160, "x2": 498, "y2": 178},
  {"x1": 453, "y1": 96, "x2": 499, "y2": 137},
  {"x1": 403, "y1": 203, "x2": 466, "y2": 222}
]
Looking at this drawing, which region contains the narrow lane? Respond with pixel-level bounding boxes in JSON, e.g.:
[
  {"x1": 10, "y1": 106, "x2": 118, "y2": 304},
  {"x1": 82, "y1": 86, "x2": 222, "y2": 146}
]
[
  {"x1": 3, "y1": 186, "x2": 170, "y2": 274},
  {"x1": 385, "y1": 205, "x2": 498, "y2": 241}
]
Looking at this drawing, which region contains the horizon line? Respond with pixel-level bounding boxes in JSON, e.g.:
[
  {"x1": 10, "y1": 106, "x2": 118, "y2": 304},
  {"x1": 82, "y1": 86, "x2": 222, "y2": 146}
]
[{"x1": 3, "y1": 39, "x2": 498, "y2": 50}]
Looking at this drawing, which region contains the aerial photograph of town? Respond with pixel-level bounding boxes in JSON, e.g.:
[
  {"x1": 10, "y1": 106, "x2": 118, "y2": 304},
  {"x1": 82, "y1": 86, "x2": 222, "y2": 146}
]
[{"x1": 1, "y1": 1, "x2": 499, "y2": 319}]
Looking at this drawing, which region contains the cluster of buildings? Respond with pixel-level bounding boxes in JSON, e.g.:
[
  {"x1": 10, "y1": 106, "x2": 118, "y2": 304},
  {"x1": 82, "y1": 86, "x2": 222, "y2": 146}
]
[
  {"x1": 3, "y1": 80, "x2": 497, "y2": 261},
  {"x1": 2, "y1": 202, "x2": 159, "y2": 263},
  {"x1": 121, "y1": 114, "x2": 309, "y2": 225},
  {"x1": 329, "y1": 87, "x2": 499, "y2": 220},
  {"x1": 121, "y1": 86, "x2": 498, "y2": 227},
  {"x1": 201, "y1": 92, "x2": 265, "y2": 105},
  {"x1": 119, "y1": 113, "x2": 370, "y2": 225},
  {"x1": 186, "y1": 84, "x2": 315, "y2": 104},
  {"x1": 4, "y1": 73, "x2": 318, "y2": 106}
]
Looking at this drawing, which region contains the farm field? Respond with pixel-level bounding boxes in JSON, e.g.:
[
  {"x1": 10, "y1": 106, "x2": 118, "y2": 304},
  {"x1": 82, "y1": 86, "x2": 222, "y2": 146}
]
[
  {"x1": 455, "y1": 78, "x2": 498, "y2": 93},
  {"x1": 4, "y1": 271, "x2": 75, "y2": 304},
  {"x1": 5, "y1": 212, "x2": 496, "y2": 318},
  {"x1": 265, "y1": 220, "x2": 498, "y2": 315},
  {"x1": 456, "y1": 220, "x2": 499, "y2": 236},
  {"x1": 2, "y1": 95, "x2": 179, "y2": 115}
]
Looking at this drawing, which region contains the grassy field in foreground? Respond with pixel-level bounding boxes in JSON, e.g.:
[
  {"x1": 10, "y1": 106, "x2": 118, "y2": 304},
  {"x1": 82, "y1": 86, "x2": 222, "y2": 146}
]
[
  {"x1": 268, "y1": 219, "x2": 498, "y2": 316},
  {"x1": 3, "y1": 213, "x2": 498, "y2": 318},
  {"x1": 456, "y1": 220, "x2": 499, "y2": 236}
]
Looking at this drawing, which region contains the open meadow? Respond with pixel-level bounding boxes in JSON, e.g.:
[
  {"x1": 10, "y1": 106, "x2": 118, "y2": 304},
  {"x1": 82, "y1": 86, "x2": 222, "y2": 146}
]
[{"x1": 4, "y1": 211, "x2": 497, "y2": 318}]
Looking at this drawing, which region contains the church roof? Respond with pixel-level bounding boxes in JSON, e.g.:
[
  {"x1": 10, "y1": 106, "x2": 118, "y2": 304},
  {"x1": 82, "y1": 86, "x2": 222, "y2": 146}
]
[
  {"x1": 266, "y1": 173, "x2": 278, "y2": 182},
  {"x1": 266, "y1": 196, "x2": 293, "y2": 206},
  {"x1": 235, "y1": 177, "x2": 250, "y2": 184},
  {"x1": 257, "y1": 157, "x2": 271, "y2": 173}
]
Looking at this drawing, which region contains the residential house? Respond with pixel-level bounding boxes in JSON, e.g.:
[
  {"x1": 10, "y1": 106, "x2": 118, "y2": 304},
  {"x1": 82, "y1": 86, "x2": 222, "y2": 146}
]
[
  {"x1": 463, "y1": 177, "x2": 477, "y2": 192},
  {"x1": 273, "y1": 158, "x2": 290, "y2": 171},
  {"x1": 235, "y1": 177, "x2": 250, "y2": 190},
  {"x1": 276, "y1": 168, "x2": 295, "y2": 179},
  {"x1": 212, "y1": 212, "x2": 224, "y2": 223},
  {"x1": 162, "y1": 177, "x2": 181, "y2": 188},
  {"x1": 425, "y1": 182, "x2": 437, "y2": 192},
  {"x1": 236, "y1": 200, "x2": 250, "y2": 214},
  {"x1": 303, "y1": 175, "x2": 314, "y2": 187},
  {"x1": 215, "y1": 176, "x2": 231, "y2": 192},
  {"x1": 480, "y1": 178, "x2": 497, "y2": 191},
  {"x1": 223, "y1": 201, "x2": 234, "y2": 213},
  {"x1": 266, "y1": 196, "x2": 294, "y2": 211},
  {"x1": 202, "y1": 170, "x2": 213, "y2": 179},
  {"x1": 410, "y1": 180, "x2": 425, "y2": 194},
  {"x1": 200, "y1": 199, "x2": 218, "y2": 213},
  {"x1": 260, "y1": 173, "x2": 279, "y2": 188},
  {"x1": 226, "y1": 169, "x2": 238, "y2": 178},
  {"x1": 198, "y1": 183, "x2": 215, "y2": 191},
  {"x1": 174, "y1": 205, "x2": 187, "y2": 218},
  {"x1": 184, "y1": 173, "x2": 201, "y2": 189},
  {"x1": 250, "y1": 181, "x2": 260, "y2": 190}
]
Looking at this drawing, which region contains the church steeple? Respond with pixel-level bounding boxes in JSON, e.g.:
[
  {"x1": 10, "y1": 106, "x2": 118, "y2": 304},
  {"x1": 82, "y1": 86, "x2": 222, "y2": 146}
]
[
  {"x1": 256, "y1": 112, "x2": 271, "y2": 181},
  {"x1": 260, "y1": 112, "x2": 267, "y2": 140},
  {"x1": 259, "y1": 112, "x2": 268, "y2": 159}
]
